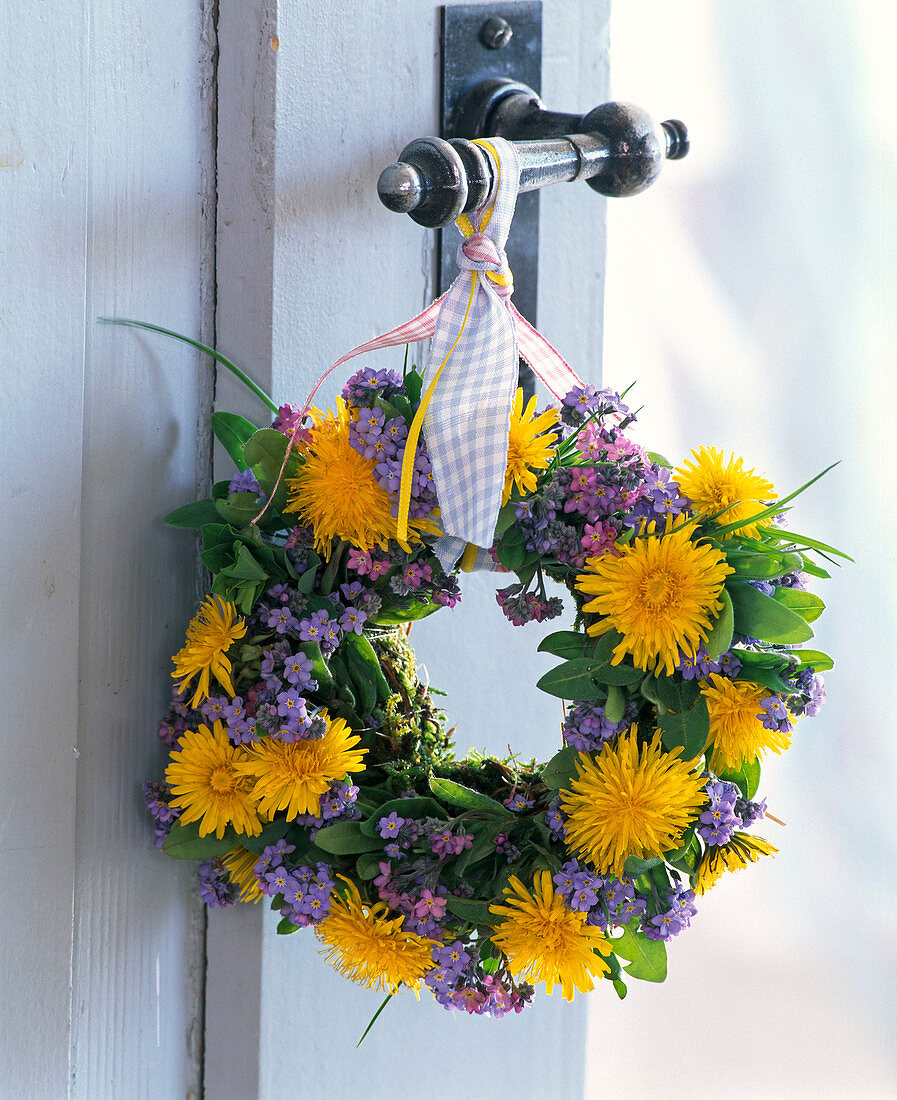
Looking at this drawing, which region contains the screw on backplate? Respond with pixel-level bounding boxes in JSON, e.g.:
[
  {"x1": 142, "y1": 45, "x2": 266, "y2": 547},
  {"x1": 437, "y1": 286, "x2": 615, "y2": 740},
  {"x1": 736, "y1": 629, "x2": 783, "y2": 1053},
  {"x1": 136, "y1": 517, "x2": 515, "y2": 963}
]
[{"x1": 480, "y1": 16, "x2": 513, "y2": 50}]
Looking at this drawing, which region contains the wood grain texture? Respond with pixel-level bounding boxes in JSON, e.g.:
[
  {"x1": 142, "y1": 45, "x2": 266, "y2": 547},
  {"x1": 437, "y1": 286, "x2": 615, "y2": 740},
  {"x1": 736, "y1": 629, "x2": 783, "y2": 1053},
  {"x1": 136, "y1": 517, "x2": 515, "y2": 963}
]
[
  {"x1": 2, "y1": 2, "x2": 211, "y2": 1095},
  {"x1": 205, "y1": 2, "x2": 608, "y2": 1095}
]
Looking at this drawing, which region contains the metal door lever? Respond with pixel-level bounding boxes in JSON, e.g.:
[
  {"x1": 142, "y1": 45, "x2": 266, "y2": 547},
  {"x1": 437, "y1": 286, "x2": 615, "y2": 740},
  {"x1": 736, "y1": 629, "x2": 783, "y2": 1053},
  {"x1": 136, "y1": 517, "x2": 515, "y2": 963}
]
[{"x1": 378, "y1": 78, "x2": 688, "y2": 228}]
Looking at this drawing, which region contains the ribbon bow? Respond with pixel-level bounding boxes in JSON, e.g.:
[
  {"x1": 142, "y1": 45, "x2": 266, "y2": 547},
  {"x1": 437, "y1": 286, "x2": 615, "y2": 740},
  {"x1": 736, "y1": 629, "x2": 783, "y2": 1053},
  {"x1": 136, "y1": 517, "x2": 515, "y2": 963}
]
[{"x1": 271, "y1": 139, "x2": 585, "y2": 565}]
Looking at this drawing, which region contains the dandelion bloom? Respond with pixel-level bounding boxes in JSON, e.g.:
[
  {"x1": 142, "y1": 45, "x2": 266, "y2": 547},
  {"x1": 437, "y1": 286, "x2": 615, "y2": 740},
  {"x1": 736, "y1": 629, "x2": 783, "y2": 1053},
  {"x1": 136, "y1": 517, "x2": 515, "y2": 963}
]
[
  {"x1": 284, "y1": 399, "x2": 437, "y2": 556},
  {"x1": 576, "y1": 516, "x2": 733, "y2": 676},
  {"x1": 561, "y1": 731, "x2": 706, "y2": 876},
  {"x1": 221, "y1": 846, "x2": 265, "y2": 903},
  {"x1": 316, "y1": 879, "x2": 436, "y2": 992},
  {"x1": 674, "y1": 446, "x2": 776, "y2": 538},
  {"x1": 172, "y1": 595, "x2": 247, "y2": 708},
  {"x1": 700, "y1": 674, "x2": 792, "y2": 771},
  {"x1": 489, "y1": 870, "x2": 611, "y2": 1000},
  {"x1": 166, "y1": 722, "x2": 263, "y2": 839},
  {"x1": 694, "y1": 832, "x2": 778, "y2": 895},
  {"x1": 234, "y1": 712, "x2": 366, "y2": 818},
  {"x1": 502, "y1": 388, "x2": 560, "y2": 504}
]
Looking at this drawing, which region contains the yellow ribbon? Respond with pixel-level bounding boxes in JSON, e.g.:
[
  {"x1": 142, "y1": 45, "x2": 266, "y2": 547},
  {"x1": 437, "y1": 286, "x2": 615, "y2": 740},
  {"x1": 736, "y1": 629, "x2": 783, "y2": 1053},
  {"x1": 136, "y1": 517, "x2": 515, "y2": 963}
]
[{"x1": 395, "y1": 139, "x2": 509, "y2": 545}]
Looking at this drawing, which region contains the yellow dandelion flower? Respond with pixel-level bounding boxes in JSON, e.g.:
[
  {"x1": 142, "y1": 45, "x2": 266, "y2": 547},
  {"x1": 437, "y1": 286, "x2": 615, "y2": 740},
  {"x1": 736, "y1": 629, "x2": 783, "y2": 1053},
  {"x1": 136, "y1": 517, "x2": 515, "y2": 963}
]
[
  {"x1": 221, "y1": 846, "x2": 265, "y2": 903},
  {"x1": 674, "y1": 445, "x2": 776, "y2": 538},
  {"x1": 489, "y1": 870, "x2": 611, "y2": 1000},
  {"x1": 171, "y1": 595, "x2": 247, "y2": 708},
  {"x1": 234, "y1": 712, "x2": 366, "y2": 819},
  {"x1": 576, "y1": 516, "x2": 734, "y2": 676},
  {"x1": 503, "y1": 388, "x2": 560, "y2": 504},
  {"x1": 316, "y1": 878, "x2": 436, "y2": 992},
  {"x1": 165, "y1": 722, "x2": 263, "y2": 839},
  {"x1": 561, "y1": 730, "x2": 707, "y2": 877},
  {"x1": 700, "y1": 674, "x2": 792, "y2": 771},
  {"x1": 284, "y1": 399, "x2": 439, "y2": 558},
  {"x1": 694, "y1": 832, "x2": 778, "y2": 895}
]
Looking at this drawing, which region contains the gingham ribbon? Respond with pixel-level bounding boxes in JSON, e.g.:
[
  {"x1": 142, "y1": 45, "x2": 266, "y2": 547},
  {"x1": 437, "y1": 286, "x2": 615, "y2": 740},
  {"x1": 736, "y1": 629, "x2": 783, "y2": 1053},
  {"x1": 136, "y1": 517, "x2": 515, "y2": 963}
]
[
  {"x1": 266, "y1": 139, "x2": 584, "y2": 561},
  {"x1": 399, "y1": 138, "x2": 521, "y2": 566}
]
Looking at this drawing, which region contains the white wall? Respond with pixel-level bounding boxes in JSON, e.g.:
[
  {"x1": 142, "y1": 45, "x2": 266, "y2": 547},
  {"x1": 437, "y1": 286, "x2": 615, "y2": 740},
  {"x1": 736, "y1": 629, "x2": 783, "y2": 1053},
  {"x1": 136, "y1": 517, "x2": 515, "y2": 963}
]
[
  {"x1": 2, "y1": 4, "x2": 212, "y2": 1096},
  {"x1": 592, "y1": 3, "x2": 897, "y2": 1096}
]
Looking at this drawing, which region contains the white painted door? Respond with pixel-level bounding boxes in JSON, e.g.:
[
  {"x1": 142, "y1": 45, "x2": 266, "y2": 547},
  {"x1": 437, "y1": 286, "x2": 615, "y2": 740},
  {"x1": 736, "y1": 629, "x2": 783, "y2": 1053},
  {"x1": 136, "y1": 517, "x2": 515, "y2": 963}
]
[{"x1": 3, "y1": 3, "x2": 609, "y2": 1096}]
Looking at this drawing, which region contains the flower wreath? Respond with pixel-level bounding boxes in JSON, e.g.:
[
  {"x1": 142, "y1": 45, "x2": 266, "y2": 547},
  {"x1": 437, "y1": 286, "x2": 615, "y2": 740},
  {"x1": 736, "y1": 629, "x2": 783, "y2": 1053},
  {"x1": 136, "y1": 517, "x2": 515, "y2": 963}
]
[{"x1": 143, "y1": 340, "x2": 843, "y2": 1024}]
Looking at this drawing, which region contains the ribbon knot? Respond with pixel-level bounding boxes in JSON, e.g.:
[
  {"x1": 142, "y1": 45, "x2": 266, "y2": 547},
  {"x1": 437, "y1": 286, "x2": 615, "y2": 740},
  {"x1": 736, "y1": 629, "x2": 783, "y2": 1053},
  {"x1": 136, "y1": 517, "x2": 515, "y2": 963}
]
[{"x1": 457, "y1": 233, "x2": 513, "y2": 298}]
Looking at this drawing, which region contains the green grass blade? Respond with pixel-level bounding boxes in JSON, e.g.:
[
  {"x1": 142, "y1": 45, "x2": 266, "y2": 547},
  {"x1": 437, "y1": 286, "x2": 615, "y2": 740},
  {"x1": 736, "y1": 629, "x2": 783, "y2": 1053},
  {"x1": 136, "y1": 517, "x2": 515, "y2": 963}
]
[
  {"x1": 757, "y1": 525, "x2": 853, "y2": 562},
  {"x1": 99, "y1": 316, "x2": 279, "y2": 413},
  {"x1": 356, "y1": 990, "x2": 395, "y2": 1047},
  {"x1": 712, "y1": 463, "x2": 839, "y2": 539}
]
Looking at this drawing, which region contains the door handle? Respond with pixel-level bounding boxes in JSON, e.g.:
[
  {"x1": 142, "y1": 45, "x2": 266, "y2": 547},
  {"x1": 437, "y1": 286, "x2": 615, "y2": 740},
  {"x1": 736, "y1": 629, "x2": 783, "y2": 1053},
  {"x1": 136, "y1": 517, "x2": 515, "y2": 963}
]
[{"x1": 378, "y1": 78, "x2": 688, "y2": 228}]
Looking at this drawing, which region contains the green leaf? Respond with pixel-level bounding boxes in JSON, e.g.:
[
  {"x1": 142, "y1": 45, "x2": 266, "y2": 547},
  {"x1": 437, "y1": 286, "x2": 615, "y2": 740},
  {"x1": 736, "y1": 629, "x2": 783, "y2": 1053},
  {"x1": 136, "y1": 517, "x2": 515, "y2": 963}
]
[
  {"x1": 243, "y1": 428, "x2": 300, "y2": 512},
  {"x1": 612, "y1": 978, "x2": 628, "y2": 1000},
  {"x1": 604, "y1": 684, "x2": 626, "y2": 724},
  {"x1": 658, "y1": 694, "x2": 709, "y2": 759},
  {"x1": 790, "y1": 648, "x2": 834, "y2": 672},
  {"x1": 725, "y1": 549, "x2": 804, "y2": 581},
  {"x1": 664, "y1": 831, "x2": 701, "y2": 874},
  {"x1": 704, "y1": 589, "x2": 734, "y2": 660},
  {"x1": 369, "y1": 598, "x2": 441, "y2": 626},
  {"x1": 645, "y1": 451, "x2": 673, "y2": 468},
  {"x1": 718, "y1": 756, "x2": 761, "y2": 800},
  {"x1": 404, "y1": 368, "x2": 424, "y2": 407},
  {"x1": 735, "y1": 666, "x2": 796, "y2": 695},
  {"x1": 237, "y1": 818, "x2": 293, "y2": 854},
  {"x1": 429, "y1": 776, "x2": 513, "y2": 817},
  {"x1": 640, "y1": 674, "x2": 699, "y2": 715},
  {"x1": 342, "y1": 633, "x2": 392, "y2": 705},
  {"x1": 454, "y1": 820, "x2": 511, "y2": 875},
  {"x1": 214, "y1": 492, "x2": 266, "y2": 527},
  {"x1": 728, "y1": 579, "x2": 814, "y2": 644},
  {"x1": 162, "y1": 818, "x2": 240, "y2": 860},
  {"x1": 356, "y1": 851, "x2": 387, "y2": 880},
  {"x1": 587, "y1": 631, "x2": 625, "y2": 663},
  {"x1": 493, "y1": 501, "x2": 520, "y2": 540},
  {"x1": 327, "y1": 651, "x2": 356, "y2": 708},
  {"x1": 211, "y1": 411, "x2": 260, "y2": 471},
  {"x1": 313, "y1": 821, "x2": 386, "y2": 855},
  {"x1": 622, "y1": 854, "x2": 663, "y2": 875},
  {"x1": 610, "y1": 924, "x2": 668, "y2": 982},
  {"x1": 537, "y1": 630, "x2": 588, "y2": 661},
  {"x1": 299, "y1": 640, "x2": 333, "y2": 691},
  {"x1": 540, "y1": 745, "x2": 580, "y2": 791},
  {"x1": 277, "y1": 917, "x2": 301, "y2": 935},
  {"x1": 241, "y1": 427, "x2": 289, "y2": 481},
  {"x1": 443, "y1": 895, "x2": 495, "y2": 926},
  {"x1": 799, "y1": 556, "x2": 831, "y2": 579},
  {"x1": 163, "y1": 498, "x2": 221, "y2": 529},
  {"x1": 354, "y1": 788, "x2": 393, "y2": 813},
  {"x1": 496, "y1": 540, "x2": 527, "y2": 572},
  {"x1": 339, "y1": 638, "x2": 378, "y2": 716},
  {"x1": 536, "y1": 659, "x2": 606, "y2": 701},
  {"x1": 772, "y1": 587, "x2": 825, "y2": 623},
  {"x1": 588, "y1": 662, "x2": 645, "y2": 686}
]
